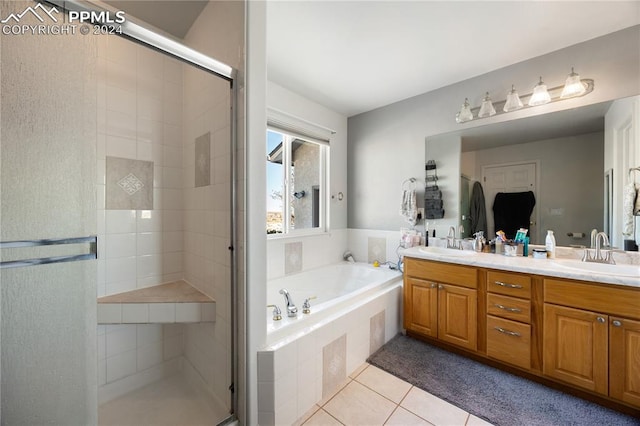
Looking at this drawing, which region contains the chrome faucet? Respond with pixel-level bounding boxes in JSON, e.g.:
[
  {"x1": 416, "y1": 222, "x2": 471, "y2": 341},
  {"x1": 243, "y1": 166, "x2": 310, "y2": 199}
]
[
  {"x1": 343, "y1": 250, "x2": 355, "y2": 263},
  {"x1": 446, "y1": 226, "x2": 462, "y2": 249},
  {"x1": 279, "y1": 288, "x2": 298, "y2": 317},
  {"x1": 582, "y1": 231, "x2": 615, "y2": 264},
  {"x1": 590, "y1": 228, "x2": 598, "y2": 249}
]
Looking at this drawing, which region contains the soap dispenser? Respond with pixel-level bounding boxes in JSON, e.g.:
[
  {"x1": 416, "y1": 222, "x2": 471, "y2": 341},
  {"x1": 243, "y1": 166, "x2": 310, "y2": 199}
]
[
  {"x1": 473, "y1": 231, "x2": 485, "y2": 252},
  {"x1": 545, "y1": 230, "x2": 556, "y2": 258}
]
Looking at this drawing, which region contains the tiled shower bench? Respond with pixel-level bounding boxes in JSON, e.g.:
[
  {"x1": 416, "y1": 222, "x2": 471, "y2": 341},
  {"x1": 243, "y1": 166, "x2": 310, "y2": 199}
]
[{"x1": 97, "y1": 280, "x2": 215, "y2": 324}]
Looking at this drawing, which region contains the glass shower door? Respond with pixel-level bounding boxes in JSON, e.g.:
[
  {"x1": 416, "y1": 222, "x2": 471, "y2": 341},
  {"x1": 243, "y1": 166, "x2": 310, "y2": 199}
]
[{"x1": 0, "y1": 0, "x2": 98, "y2": 422}]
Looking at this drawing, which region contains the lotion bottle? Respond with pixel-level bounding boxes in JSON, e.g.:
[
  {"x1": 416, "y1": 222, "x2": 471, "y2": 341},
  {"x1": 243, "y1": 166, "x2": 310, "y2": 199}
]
[{"x1": 545, "y1": 230, "x2": 556, "y2": 258}]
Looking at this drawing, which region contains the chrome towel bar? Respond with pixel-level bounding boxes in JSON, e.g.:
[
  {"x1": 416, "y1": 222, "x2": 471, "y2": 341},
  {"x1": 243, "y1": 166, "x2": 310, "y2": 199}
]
[{"x1": 0, "y1": 236, "x2": 97, "y2": 269}]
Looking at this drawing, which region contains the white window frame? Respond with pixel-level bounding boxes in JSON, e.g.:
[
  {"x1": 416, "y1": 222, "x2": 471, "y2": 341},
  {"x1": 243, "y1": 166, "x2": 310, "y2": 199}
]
[{"x1": 267, "y1": 110, "x2": 333, "y2": 238}]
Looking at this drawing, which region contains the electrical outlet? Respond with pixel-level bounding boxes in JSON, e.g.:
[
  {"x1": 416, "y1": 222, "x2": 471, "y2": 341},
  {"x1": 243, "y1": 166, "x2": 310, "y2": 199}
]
[{"x1": 417, "y1": 208, "x2": 424, "y2": 220}]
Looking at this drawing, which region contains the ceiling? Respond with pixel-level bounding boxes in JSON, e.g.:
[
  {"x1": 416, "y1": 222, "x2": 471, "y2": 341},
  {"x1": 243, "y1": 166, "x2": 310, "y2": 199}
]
[{"x1": 103, "y1": 1, "x2": 639, "y2": 118}]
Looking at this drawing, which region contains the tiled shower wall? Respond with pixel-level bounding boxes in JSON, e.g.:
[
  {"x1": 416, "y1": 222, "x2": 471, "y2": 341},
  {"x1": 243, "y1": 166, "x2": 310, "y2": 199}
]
[{"x1": 96, "y1": 35, "x2": 186, "y2": 401}]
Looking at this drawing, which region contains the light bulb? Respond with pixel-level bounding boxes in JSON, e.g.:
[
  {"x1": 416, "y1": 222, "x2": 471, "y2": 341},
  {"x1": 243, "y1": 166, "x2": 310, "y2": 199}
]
[
  {"x1": 456, "y1": 98, "x2": 474, "y2": 123},
  {"x1": 560, "y1": 67, "x2": 586, "y2": 98},
  {"x1": 478, "y1": 92, "x2": 496, "y2": 118},
  {"x1": 503, "y1": 85, "x2": 523, "y2": 112},
  {"x1": 528, "y1": 77, "x2": 551, "y2": 106}
]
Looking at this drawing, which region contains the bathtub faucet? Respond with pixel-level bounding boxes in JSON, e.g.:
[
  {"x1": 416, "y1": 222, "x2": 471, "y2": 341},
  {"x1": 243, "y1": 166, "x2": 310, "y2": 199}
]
[
  {"x1": 343, "y1": 250, "x2": 355, "y2": 263},
  {"x1": 279, "y1": 289, "x2": 298, "y2": 317}
]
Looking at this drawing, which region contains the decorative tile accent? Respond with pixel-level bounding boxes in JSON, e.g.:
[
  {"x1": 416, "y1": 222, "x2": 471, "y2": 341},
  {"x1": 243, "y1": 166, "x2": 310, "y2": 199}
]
[
  {"x1": 367, "y1": 237, "x2": 386, "y2": 263},
  {"x1": 106, "y1": 156, "x2": 153, "y2": 210},
  {"x1": 322, "y1": 334, "x2": 346, "y2": 399},
  {"x1": 284, "y1": 242, "x2": 303, "y2": 275},
  {"x1": 369, "y1": 310, "x2": 386, "y2": 355},
  {"x1": 195, "y1": 132, "x2": 211, "y2": 187}
]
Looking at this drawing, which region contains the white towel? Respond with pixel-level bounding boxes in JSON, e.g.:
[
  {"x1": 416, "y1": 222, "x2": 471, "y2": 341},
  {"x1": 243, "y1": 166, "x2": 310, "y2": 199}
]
[
  {"x1": 400, "y1": 189, "x2": 417, "y2": 225},
  {"x1": 623, "y1": 181, "x2": 636, "y2": 236}
]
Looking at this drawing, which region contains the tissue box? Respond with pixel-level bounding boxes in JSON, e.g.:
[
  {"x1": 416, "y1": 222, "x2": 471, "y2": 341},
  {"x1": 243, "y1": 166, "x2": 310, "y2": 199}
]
[{"x1": 503, "y1": 242, "x2": 523, "y2": 256}]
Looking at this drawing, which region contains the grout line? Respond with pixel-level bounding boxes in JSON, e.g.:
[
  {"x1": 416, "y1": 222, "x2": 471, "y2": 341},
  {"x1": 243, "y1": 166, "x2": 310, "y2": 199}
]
[
  {"x1": 382, "y1": 405, "x2": 400, "y2": 425},
  {"x1": 323, "y1": 408, "x2": 346, "y2": 426}
]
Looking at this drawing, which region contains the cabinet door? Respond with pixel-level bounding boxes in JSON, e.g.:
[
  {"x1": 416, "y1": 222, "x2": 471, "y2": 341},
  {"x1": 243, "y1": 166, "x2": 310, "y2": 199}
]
[
  {"x1": 610, "y1": 317, "x2": 640, "y2": 408},
  {"x1": 438, "y1": 284, "x2": 477, "y2": 351},
  {"x1": 543, "y1": 304, "x2": 608, "y2": 394},
  {"x1": 404, "y1": 277, "x2": 438, "y2": 337}
]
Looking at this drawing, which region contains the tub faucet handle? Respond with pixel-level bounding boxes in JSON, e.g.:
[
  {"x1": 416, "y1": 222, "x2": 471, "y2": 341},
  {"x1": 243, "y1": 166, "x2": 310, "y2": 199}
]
[
  {"x1": 302, "y1": 296, "x2": 317, "y2": 314},
  {"x1": 267, "y1": 304, "x2": 282, "y2": 321}
]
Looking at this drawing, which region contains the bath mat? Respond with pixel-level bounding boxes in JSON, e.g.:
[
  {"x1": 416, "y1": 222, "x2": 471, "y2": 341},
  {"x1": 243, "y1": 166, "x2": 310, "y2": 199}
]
[{"x1": 368, "y1": 334, "x2": 639, "y2": 426}]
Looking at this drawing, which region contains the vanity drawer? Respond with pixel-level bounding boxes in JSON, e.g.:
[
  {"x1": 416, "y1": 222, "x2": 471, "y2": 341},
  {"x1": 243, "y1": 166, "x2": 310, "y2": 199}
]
[
  {"x1": 487, "y1": 293, "x2": 531, "y2": 323},
  {"x1": 487, "y1": 315, "x2": 531, "y2": 370},
  {"x1": 487, "y1": 271, "x2": 531, "y2": 299},
  {"x1": 405, "y1": 259, "x2": 477, "y2": 289}
]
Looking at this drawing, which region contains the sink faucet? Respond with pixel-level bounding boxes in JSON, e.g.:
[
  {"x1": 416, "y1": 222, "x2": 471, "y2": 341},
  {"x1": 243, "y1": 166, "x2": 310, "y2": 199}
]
[
  {"x1": 583, "y1": 231, "x2": 615, "y2": 264},
  {"x1": 279, "y1": 289, "x2": 298, "y2": 317},
  {"x1": 446, "y1": 226, "x2": 462, "y2": 250},
  {"x1": 590, "y1": 228, "x2": 598, "y2": 249}
]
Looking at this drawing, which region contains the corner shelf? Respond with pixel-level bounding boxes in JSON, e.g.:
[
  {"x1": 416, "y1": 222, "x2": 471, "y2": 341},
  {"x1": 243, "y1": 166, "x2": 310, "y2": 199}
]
[{"x1": 97, "y1": 280, "x2": 216, "y2": 324}]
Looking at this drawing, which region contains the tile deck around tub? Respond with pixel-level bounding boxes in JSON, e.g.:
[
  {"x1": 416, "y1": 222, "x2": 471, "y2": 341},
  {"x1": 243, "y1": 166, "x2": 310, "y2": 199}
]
[{"x1": 97, "y1": 280, "x2": 215, "y2": 324}]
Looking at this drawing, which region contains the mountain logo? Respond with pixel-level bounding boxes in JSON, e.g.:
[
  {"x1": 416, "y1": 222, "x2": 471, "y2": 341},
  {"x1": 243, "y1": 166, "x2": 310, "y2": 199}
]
[{"x1": 1, "y1": 3, "x2": 59, "y2": 24}]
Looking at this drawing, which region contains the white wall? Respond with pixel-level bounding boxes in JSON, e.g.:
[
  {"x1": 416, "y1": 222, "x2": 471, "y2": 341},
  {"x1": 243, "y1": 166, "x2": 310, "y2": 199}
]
[{"x1": 348, "y1": 25, "x2": 640, "y2": 231}]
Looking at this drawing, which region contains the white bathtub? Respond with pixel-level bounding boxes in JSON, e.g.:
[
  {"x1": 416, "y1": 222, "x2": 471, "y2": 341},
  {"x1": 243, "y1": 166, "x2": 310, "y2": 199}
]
[{"x1": 266, "y1": 262, "x2": 402, "y2": 346}]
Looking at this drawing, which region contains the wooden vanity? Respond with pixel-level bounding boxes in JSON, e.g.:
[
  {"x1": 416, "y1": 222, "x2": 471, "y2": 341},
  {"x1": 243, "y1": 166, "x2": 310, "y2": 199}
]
[{"x1": 402, "y1": 249, "x2": 640, "y2": 416}]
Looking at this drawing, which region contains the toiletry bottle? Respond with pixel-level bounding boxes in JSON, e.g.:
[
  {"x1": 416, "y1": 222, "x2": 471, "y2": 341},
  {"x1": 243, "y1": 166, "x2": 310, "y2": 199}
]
[{"x1": 545, "y1": 230, "x2": 556, "y2": 258}]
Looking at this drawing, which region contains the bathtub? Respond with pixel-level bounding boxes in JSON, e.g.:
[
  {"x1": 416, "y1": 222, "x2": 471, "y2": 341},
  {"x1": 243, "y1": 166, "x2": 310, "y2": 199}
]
[
  {"x1": 266, "y1": 262, "x2": 402, "y2": 346},
  {"x1": 259, "y1": 261, "x2": 403, "y2": 424}
]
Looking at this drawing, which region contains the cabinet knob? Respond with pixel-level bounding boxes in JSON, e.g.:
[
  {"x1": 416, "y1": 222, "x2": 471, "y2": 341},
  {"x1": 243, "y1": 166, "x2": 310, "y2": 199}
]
[
  {"x1": 612, "y1": 320, "x2": 622, "y2": 327},
  {"x1": 438, "y1": 284, "x2": 444, "y2": 290},
  {"x1": 430, "y1": 283, "x2": 436, "y2": 288},
  {"x1": 596, "y1": 316, "x2": 606, "y2": 323}
]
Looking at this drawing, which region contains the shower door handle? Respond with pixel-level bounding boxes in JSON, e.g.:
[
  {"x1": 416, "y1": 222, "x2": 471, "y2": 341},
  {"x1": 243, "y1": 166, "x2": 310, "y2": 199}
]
[{"x1": 0, "y1": 236, "x2": 97, "y2": 269}]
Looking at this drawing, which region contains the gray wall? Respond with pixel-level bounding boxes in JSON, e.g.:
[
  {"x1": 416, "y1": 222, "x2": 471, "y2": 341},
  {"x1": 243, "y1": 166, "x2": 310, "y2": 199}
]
[{"x1": 348, "y1": 25, "x2": 640, "y2": 230}]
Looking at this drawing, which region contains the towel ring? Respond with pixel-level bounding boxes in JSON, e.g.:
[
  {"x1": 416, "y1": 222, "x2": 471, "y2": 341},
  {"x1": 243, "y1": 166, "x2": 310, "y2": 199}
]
[
  {"x1": 629, "y1": 167, "x2": 640, "y2": 179},
  {"x1": 402, "y1": 177, "x2": 417, "y2": 190}
]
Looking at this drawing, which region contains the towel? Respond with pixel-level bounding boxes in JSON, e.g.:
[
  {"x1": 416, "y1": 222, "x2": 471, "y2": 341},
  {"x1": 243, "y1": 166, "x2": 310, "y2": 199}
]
[
  {"x1": 426, "y1": 208, "x2": 445, "y2": 219},
  {"x1": 401, "y1": 189, "x2": 417, "y2": 225},
  {"x1": 470, "y1": 181, "x2": 488, "y2": 235},
  {"x1": 425, "y1": 199, "x2": 443, "y2": 210},
  {"x1": 492, "y1": 191, "x2": 536, "y2": 239},
  {"x1": 424, "y1": 189, "x2": 442, "y2": 200},
  {"x1": 623, "y1": 182, "x2": 637, "y2": 236}
]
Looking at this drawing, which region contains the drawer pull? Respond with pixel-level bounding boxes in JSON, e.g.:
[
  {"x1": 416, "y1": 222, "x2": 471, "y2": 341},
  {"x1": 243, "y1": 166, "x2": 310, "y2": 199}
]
[
  {"x1": 494, "y1": 326, "x2": 521, "y2": 337},
  {"x1": 494, "y1": 303, "x2": 522, "y2": 313},
  {"x1": 494, "y1": 281, "x2": 523, "y2": 289},
  {"x1": 596, "y1": 316, "x2": 606, "y2": 324},
  {"x1": 612, "y1": 320, "x2": 622, "y2": 327}
]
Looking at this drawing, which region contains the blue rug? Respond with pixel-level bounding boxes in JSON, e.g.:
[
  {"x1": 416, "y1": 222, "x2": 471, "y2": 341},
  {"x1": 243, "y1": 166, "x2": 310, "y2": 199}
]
[{"x1": 368, "y1": 334, "x2": 639, "y2": 426}]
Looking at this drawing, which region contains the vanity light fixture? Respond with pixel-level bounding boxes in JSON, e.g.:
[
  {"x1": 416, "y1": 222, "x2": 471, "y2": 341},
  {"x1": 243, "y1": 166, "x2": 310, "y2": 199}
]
[
  {"x1": 560, "y1": 67, "x2": 587, "y2": 98},
  {"x1": 478, "y1": 92, "x2": 496, "y2": 118},
  {"x1": 455, "y1": 98, "x2": 474, "y2": 123},
  {"x1": 528, "y1": 77, "x2": 551, "y2": 106},
  {"x1": 503, "y1": 85, "x2": 523, "y2": 112},
  {"x1": 456, "y1": 70, "x2": 594, "y2": 124}
]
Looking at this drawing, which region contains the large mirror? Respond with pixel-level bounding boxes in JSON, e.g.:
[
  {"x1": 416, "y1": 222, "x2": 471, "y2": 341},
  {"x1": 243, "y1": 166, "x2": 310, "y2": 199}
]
[{"x1": 425, "y1": 96, "x2": 639, "y2": 249}]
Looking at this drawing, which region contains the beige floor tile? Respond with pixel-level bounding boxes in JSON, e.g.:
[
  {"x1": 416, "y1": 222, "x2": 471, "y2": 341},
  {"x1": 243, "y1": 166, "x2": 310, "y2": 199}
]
[
  {"x1": 355, "y1": 365, "x2": 412, "y2": 404},
  {"x1": 349, "y1": 362, "x2": 369, "y2": 379},
  {"x1": 324, "y1": 380, "x2": 397, "y2": 426},
  {"x1": 303, "y1": 408, "x2": 344, "y2": 425},
  {"x1": 400, "y1": 387, "x2": 469, "y2": 426},
  {"x1": 318, "y1": 377, "x2": 352, "y2": 407},
  {"x1": 385, "y1": 407, "x2": 434, "y2": 425},
  {"x1": 294, "y1": 405, "x2": 322, "y2": 426},
  {"x1": 466, "y1": 414, "x2": 494, "y2": 426}
]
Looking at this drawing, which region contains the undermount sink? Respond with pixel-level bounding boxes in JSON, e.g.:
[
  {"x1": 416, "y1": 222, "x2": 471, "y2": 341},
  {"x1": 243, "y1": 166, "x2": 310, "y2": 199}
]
[
  {"x1": 551, "y1": 258, "x2": 640, "y2": 277},
  {"x1": 419, "y1": 246, "x2": 477, "y2": 257}
]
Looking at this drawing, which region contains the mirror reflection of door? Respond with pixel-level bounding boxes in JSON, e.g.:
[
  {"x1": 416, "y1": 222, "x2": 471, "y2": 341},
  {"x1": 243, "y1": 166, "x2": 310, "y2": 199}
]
[
  {"x1": 460, "y1": 176, "x2": 471, "y2": 238},
  {"x1": 483, "y1": 162, "x2": 538, "y2": 243}
]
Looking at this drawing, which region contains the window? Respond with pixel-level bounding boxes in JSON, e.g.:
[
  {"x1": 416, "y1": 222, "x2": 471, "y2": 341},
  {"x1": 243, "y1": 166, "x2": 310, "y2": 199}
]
[{"x1": 266, "y1": 127, "x2": 329, "y2": 235}]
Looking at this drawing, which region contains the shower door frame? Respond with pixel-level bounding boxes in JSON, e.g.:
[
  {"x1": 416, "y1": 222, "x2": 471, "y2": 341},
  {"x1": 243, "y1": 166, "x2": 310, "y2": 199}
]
[{"x1": 45, "y1": 1, "x2": 241, "y2": 423}]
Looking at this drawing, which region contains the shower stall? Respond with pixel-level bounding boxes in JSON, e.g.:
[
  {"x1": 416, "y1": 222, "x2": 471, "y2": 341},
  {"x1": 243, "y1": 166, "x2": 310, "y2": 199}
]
[{"x1": 0, "y1": 1, "x2": 243, "y2": 424}]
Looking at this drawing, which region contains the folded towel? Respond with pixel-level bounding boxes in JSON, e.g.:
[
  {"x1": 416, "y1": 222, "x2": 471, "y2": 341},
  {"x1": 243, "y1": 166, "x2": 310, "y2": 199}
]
[
  {"x1": 623, "y1": 182, "x2": 636, "y2": 236},
  {"x1": 425, "y1": 185, "x2": 439, "y2": 192},
  {"x1": 425, "y1": 199, "x2": 443, "y2": 209},
  {"x1": 425, "y1": 208, "x2": 444, "y2": 219},
  {"x1": 425, "y1": 190, "x2": 442, "y2": 200}
]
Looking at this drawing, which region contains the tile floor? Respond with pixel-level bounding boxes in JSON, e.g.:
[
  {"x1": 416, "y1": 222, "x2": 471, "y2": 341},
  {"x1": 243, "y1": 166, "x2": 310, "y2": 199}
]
[{"x1": 295, "y1": 363, "x2": 494, "y2": 426}]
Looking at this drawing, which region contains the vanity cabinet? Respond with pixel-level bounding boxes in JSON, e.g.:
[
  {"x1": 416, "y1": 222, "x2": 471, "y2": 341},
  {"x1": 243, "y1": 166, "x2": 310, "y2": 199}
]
[
  {"x1": 543, "y1": 278, "x2": 640, "y2": 407},
  {"x1": 486, "y1": 271, "x2": 532, "y2": 370},
  {"x1": 404, "y1": 259, "x2": 478, "y2": 351}
]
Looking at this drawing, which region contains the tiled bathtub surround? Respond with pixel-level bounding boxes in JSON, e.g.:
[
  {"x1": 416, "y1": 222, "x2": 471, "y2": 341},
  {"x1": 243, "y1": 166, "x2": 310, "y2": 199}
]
[
  {"x1": 194, "y1": 132, "x2": 211, "y2": 188},
  {"x1": 257, "y1": 287, "x2": 401, "y2": 425},
  {"x1": 285, "y1": 241, "x2": 303, "y2": 274}
]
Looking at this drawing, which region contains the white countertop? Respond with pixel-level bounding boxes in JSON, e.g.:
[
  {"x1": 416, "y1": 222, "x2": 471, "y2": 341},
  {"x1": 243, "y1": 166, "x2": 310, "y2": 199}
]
[{"x1": 401, "y1": 245, "x2": 640, "y2": 288}]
